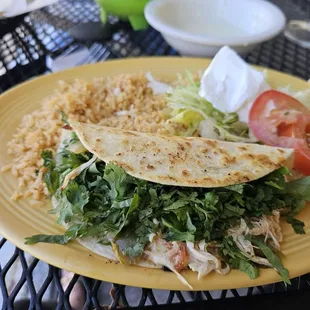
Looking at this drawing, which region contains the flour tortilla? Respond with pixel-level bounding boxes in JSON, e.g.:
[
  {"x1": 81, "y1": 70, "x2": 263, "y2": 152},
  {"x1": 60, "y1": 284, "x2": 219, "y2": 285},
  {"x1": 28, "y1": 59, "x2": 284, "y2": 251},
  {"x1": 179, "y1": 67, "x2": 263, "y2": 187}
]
[{"x1": 70, "y1": 120, "x2": 294, "y2": 188}]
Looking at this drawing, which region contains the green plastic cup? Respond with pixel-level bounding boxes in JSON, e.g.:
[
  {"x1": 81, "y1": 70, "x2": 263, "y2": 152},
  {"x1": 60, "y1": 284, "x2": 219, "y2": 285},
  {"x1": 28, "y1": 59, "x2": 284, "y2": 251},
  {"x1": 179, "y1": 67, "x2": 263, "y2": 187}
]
[{"x1": 96, "y1": 0, "x2": 150, "y2": 31}]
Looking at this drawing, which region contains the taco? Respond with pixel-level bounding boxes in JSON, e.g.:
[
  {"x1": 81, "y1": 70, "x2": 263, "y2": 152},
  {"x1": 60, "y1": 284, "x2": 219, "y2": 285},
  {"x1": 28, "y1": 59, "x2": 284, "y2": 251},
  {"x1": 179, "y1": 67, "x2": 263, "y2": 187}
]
[{"x1": 26, "y1": 120, "x2": 310, "y2": 288}]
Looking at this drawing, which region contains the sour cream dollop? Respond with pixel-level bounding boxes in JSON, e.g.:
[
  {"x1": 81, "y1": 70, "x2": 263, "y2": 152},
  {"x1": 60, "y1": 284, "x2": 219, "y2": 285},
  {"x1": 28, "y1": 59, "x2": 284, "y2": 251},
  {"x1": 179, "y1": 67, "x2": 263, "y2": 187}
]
[{"x1": 199, "y1": 46, "x2": 270, "y2": 122}]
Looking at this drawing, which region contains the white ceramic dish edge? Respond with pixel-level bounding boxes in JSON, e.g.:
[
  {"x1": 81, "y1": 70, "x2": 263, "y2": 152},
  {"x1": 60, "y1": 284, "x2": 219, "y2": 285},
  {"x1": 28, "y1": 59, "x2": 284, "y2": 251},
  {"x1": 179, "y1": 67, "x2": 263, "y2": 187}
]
[{"x1": 145, "y1": 0, "x2": 286, "y2": 56}]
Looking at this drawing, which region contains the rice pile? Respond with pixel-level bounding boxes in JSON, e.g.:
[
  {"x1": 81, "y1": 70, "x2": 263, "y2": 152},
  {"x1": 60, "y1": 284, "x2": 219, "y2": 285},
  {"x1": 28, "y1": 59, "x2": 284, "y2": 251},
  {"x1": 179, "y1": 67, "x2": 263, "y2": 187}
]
[{"x1": 2, "y1": 73, "x2": 182, "y2": 201}]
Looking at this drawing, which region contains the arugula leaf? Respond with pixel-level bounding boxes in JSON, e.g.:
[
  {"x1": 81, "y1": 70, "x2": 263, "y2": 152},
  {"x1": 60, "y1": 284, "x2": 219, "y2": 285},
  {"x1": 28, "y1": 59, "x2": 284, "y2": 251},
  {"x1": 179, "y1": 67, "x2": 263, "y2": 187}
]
[
  {"x1": 69, "y1": 132, "x2": 80, "y2": 145},
  {"x1": 233, "y1": 193, "x2": 245, "y2": 206},
  {"x1": 287, "y1": 217, "x2": 305, "y2": 235},
  {"x1": 123, "y1": 243, "x2": 145, "y2": 257},
  {"x1": 222, "y1": 204, "x2": 245, "y2": 217},
  {"x1": 56, "y1": 149, "x2": 91, "y2": 174},
  {"x1": 221, "y1": 236, "x2": 246, "y2": 259},
  {"x1": 25, "y1": 234, "x2": 70, "y2": 245},
  {"x1": 162, "y1": 218, "x2": 195, "y2": 242},
  {"x1": 221, "y1": 236, "x2": 260, "y2": 280},
  {"x1": 112, "y1": 197, "x2": 134, "y2": 209},
  {"x1": 116, "y1": 227, "x2": 147, "y2": 258},
  {"x1": 41, "y1": 150, "x2": 55, "y2": 168},
  {"x1": 104, "y1": 163, "x2": 133, "y2": 200},
  {"x1": 225, "y1": 184, "x2": 244, "y2": 194},
  {"x1": 165, "y1": 231, "x2": 195, "y2": 242},
  {"x1": 87, "y1": 162, "x2": 100, "y2": 174},
  {"x1": 164, "y1": 200, "x2": 188, "y2": 211},
  {"x1": 285, "y1": 177, "x2": 310, "y2": 200},
  {"x1": 265, "y1": 180, "x2": 284, "y2": 190},
  {"x1": 65, "y1": 183, "x2": 89, "y2": 213},
  {"x1": 41, "y1": 150, "x2": 59, "y2": 195},
  {"x1": 65, "y1": 223, "x2": 85, "y2": 239},
  {"x1": 231, "y1": 258, "x2": 259, "y2": 279},
  {"x1": 251, "y1": 237, "x2": 291, "y2": 285},
  {"x1": 128, "y1": 194, "x2": 139, "y2": 215},
  {"x1": 204, "y1": 192, "x2": 219, "y2": 205},
  {"x1": 26, "y1": 223, "x2": 90, "y2": 245},
  {"x1": 54, "y1": 189, "x2": 74, "y2": 224},
  {"x1": 186, "y1": 212, "x2": 196, "y2": 234},
  {"x1": 44, "y1": 171, "x2": 59, "y2": 195}
]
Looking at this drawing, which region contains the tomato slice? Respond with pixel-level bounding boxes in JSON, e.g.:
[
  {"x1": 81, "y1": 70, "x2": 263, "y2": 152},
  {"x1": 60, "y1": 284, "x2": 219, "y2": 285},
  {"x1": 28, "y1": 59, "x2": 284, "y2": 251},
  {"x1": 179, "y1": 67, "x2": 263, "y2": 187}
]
[
  {"x1": 278, "y1": 124, "x2": 310, "y2": 175},
  {"x1": 249, "y1": 90, "x2": 310, "y2": 175},
  {"x1": 293, "y1": 149, "x2": 310, "y2": 175},
  {"x1": 173, "y1": 242, "x2": 188, "y2": 271}
]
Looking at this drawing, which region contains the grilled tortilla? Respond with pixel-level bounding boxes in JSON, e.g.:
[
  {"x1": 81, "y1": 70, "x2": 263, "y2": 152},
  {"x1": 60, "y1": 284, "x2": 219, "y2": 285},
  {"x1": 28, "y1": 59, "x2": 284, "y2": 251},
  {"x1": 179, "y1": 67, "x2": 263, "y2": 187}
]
[{"x1": 70, "y1": 120, "x2": 294, "y2": 188}]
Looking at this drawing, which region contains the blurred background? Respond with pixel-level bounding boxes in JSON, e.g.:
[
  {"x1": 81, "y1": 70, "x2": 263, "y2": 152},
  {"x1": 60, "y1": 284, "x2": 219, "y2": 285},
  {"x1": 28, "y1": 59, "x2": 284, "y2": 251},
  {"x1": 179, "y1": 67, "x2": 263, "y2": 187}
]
[{"x1": 0, "y1": 0, "x2": 309, "y2": 95}]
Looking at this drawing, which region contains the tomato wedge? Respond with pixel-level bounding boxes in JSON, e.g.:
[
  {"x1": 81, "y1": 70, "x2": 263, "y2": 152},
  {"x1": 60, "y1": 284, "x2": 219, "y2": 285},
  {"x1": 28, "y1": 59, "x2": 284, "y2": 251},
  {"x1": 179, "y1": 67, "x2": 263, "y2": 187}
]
[
  {"x1": 277, "y1": 124, "x2": 310, "y2": 175},
  {"x1": 173, "y1": 242, "x2": 188, "y2": 271},
  {"x1": 249, "y1": 90, "x2": 310, "y2": 175}
]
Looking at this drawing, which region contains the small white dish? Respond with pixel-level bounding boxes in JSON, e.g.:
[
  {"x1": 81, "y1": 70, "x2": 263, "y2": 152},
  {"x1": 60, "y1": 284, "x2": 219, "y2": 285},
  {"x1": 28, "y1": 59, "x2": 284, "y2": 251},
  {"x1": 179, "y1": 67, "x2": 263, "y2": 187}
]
[{"x1": 145, "y1": 0, "x2": 286, "y2": 57}]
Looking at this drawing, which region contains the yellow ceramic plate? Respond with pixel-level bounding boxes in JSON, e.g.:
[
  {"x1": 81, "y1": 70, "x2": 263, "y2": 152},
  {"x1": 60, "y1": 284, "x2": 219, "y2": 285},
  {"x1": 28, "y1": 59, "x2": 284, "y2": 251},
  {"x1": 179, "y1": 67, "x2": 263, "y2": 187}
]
[{"x1": 0, "y1": 58, "x2": 309, "y2": 291}]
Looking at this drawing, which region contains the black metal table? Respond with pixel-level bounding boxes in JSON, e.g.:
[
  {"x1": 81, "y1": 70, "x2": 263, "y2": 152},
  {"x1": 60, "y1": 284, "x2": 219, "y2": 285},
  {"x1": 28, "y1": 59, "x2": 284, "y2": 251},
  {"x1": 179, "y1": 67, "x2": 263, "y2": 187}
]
[{"x1": 1, "y1": 0, "x2": 310, "y2": 309}]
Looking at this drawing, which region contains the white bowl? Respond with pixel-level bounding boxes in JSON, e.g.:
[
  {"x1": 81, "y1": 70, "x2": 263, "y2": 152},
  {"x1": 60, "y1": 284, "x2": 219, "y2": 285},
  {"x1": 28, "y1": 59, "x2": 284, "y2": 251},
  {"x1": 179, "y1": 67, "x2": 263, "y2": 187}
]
[{"x1": 145, "y1": 0, "x2": 286, "y2": 57}]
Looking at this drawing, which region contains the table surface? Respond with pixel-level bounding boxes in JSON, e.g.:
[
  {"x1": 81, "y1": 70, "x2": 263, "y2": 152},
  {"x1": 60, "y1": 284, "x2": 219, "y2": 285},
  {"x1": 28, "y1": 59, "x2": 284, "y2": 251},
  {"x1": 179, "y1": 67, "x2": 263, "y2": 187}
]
[{"x1": 1, "y1": 0, "x2": 310, "y2": 309}]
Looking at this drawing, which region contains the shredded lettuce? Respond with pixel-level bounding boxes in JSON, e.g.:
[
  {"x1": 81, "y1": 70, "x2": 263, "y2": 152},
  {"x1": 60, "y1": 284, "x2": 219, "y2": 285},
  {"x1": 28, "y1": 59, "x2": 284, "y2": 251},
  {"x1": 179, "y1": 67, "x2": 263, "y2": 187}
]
[
  {"x1": 166, "y1": 74, "x2": 255, "y2": 142},
  {"x1": 276, "y1": 84, "x2": 310, "y2": 110}
]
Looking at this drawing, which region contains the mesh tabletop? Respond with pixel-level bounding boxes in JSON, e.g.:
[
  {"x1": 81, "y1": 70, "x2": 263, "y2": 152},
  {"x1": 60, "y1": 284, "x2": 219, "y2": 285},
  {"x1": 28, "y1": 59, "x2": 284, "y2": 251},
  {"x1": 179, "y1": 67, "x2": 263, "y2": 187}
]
[{"x1": 1, "y1": 0, "x2": 310, "y2": 309}]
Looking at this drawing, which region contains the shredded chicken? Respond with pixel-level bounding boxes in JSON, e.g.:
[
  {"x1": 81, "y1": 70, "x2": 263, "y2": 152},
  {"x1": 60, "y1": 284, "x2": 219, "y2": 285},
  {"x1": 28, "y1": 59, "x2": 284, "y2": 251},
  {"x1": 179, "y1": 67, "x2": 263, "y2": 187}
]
[
  {"x1": 227, "y1": 212, "x2": 283, "y2": 267},
  {"x1": 228, "y1": 211, "x2": 282, "y2": 250},
  {"x1": 186, "y1": 241, "x2": 230, "y2": 280},
  {"x1": 267, "y1": 211, "x2": 283, "y2": 248},
  {"x1": 145, "y1": 238, "x2": 193, "y2": 289},
  {"x1": 232, "y1": 234, "x2": 272, "y2": 267},
  {"x1": 61, "y1": 155, "x2": 97, "y2": 190}
]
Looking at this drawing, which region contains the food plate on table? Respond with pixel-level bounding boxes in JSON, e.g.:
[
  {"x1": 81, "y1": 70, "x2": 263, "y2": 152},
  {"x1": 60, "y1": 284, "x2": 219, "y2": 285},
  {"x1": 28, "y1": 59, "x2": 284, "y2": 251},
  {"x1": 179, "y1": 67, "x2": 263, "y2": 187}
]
[{"x1": 0, "y1": 49, "x2": 310, "y2": 290}]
